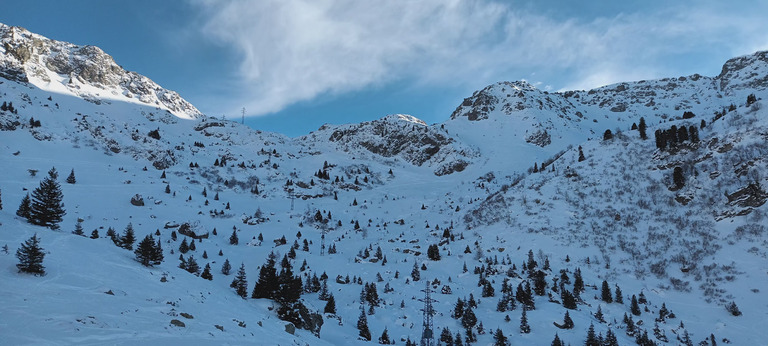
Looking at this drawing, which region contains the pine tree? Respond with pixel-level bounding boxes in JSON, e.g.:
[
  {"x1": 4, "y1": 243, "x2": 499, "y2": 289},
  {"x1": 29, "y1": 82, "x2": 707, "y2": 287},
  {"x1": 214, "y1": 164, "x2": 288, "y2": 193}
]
[
  {"x1": 673, "y1": 166, "x2": 685, "y2": 189},
  {"x1": 378, "y1": 327, "x2": 391, "y2": 344},
  {"x1": 324, "y1": 294, "x2": 337, "y2": 314},
  {"x1": 221, "y1": 258, "x2": 232, "y2": 275},
  {"x1": 411, "y1": 262, "x2": 420, "y2": 281},
  {"x1": 631, "y1": 294, "x2": 641, "y2": 315},
  {"x1": 66, "y1": 169, "x2": 76, "y2": 184},
  {"x1": 578, "y1": 146, "x2": 586, "y2": 162},
  {"x1": 562, "y1": 310, "x2": 574, "y2": 329},
  {"x1": 153, "y1": 237, "x2": 164, "y2": 264},
  {"x1": 276, "y1": 256, "x2": 302, "y2": 303},
  {"x1": 232, "y1": 263, "x2": 248, "y2": 298},
  {"x1": 201, "y1": 263, "x2": 213, "y2": 280},
  {"x1": 252, "y1": 252, "x2": 279, "y2": 299},
  {"x1": 357, "y1": 305, "x2": 372, "y2": 340},
  {"x1": 186, "y1": 255, "x2": 200, "y2": 275},
  {"x1": 16, "y1": 234, "x2": 45, "y2": 275},
  {"x1": 551, "y1": 333, "x2": 564, "y2": 346},
  {"x1": 614, "y1": 285, "x2": 624, "y2": 304},
  {"x1": 520, "y1": 307, "x2": 531, "y2": 333},
  {"x1": 179, "y1": 238, "x2": 189, "y2": 253},
  {"x1": 28, "y1": 168, "x2": 66, "y2": 229},
  {"x1": 16, "y1": 193, "x2": 31, "y2": 219},
  {"x1": 135, "y1": 235, "x2": 157, "y2": 266},
  {"x1": 72, "y1": 219, "x2": 85, "y2": 236},
  {"x1": 90, "y1": 229, "x2": 99, "y2": 239},
  {"x1": 229, "y1": 229, "x2": 239, "y2": 245},
  {"x1": 585, "y1": 323, "x2": 599, "y2": 346},
  {"x1": 120, "y1": 223, "x2": 136, "y2": 250},
  {"x1": 601, "y1": 280, "x2": 613, "y2": 303},
  {"x1": 440, "y1": 327, "x2": 454, "y2": 346},
  {"x1": 493, "y1": 328, "x2": 508, "y2": 346},
  {"x1": 638, "y1": 117, "x2": 647, "y2": 140}
]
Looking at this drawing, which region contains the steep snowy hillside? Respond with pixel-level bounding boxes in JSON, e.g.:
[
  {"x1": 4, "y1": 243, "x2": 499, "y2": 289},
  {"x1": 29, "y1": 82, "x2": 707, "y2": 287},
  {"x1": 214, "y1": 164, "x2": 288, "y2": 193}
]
[{"x1": 2, "y1": 23, "x2": 768, "y2": 346}]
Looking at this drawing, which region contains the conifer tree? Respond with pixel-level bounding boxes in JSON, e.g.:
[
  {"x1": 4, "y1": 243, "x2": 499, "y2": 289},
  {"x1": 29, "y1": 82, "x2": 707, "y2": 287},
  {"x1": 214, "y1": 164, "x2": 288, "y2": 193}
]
[
  {"x1": 90, "y1": 229, "x2": 99, "y2": 239},
  {"x1": 120, "y1": 223, "x2": 136, "y2": 250},
  {"x1": 493, "y1": 328, "x2": 508, "y2": 346},
  {"x1": 179, "y1": 238, "x2": 189, "y2": 253},
  {"x1": 378, "y1": 327, "x2": 391, "y2": 344},
  {"x1": 638, "y1": 117, "x2": 647, "y2": 140},
  {"x1": 66, "y1": 169, "x2": 76, "y2": 184},
  {"x1": 72, "y1": 219, "x2": 85, "y2": 236},
  {"x1": 153, "y1": 237, "x2": 164, "y2": 264},
  {"x1": 601, "y1": 280, "x2": 613, "y2": 303},
  {"x1": 357, "y1": 305, "x2": 372, "y2": 341},
  {"x1": 252, "y1": 252, "x2": 279, "y2": 299},
  {"x1": 562, "y1": 310, "x2": 574, "y2": 329},
  {"x1": 232, "y1": 263, "x2": 248, "y2": 298},
  {"x1": 201, "y1": 263, "x2": 213, "y2": 280},
  {"x1": 16, "y1": 193, "x2": 31, "y2": 219},
  {"x1": 324, "y1": 294, "x2": 337, "y2": 314},
  {"x1": 614, "y1": 285, "x2": 624, "y2": 304},
  {"x1": 631, "y1": 295, "x2": 641, "y2": 315},
  {"x1": 16, "y1": 233, "x2": 45, "y2": 275},
  {"x1": 578, "y1": 146, "x2": 586, "y2": 162},
  {"x1": 135, "y1": 235, "x2": 157, "y2": 266},
  {"x1": 185, "y1": 255, "x2": 200, "y2": 275},
  {"x1": 28, "y1": 168, "x2": 66, "y2": 229},
  {"x1": 221, "y1": 258, "x2": 232, "y2": 275},
  {"x1": 229, "y1": 229, "x2": 239, "y2": 245},
  {"x1": 520, "y1": 307, "x2": 531, "y2": 334},
  {"x1": 411, "y1": 262, "x2": 421, "y2": 282},
  {"x1": 551, "y1": 333, "x2": 564, "y2": 346},
  {"x1": 585, "y1": 323, "x2": 599, "y2": 346},
  {"x1": 440, "y1": 327, "x2": 454, "y2": 346}
]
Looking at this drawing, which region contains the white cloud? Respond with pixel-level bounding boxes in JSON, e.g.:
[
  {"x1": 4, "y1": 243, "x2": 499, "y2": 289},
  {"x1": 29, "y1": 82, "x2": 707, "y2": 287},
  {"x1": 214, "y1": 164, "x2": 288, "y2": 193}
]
[{"x1": 191, "y1": 0, "x2": 768, "y2": 116}]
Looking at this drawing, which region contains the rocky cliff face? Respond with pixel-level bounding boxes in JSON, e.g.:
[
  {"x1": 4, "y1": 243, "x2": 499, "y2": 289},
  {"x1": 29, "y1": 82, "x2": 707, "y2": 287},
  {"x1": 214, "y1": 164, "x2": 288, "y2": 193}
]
[
  {"x1": 0, "y1": 23, "x2": 201, "y2": 119},
  {"x1": 302, "y1": 114, "x2": 476, "y2": 176}
]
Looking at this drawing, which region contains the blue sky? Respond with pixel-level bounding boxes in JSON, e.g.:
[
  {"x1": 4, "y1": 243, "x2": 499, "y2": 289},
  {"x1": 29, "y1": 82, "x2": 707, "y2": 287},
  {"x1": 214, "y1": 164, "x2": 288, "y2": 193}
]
[{"x1": 3, "y1": 1, "x2": 768, "y2": 136}]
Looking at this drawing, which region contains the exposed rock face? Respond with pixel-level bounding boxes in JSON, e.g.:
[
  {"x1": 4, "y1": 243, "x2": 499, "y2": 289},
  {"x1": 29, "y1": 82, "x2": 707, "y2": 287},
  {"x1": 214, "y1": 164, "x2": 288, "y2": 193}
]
[
  {"x1": 0, "y1": 23, "x2": 201, "y2": 119},
  {"x1": 313, "y1": 114, "x2": 476, "y2": 175},
  {"x1": 718, "y1": 50, "x2": 768, "y2": 91}
]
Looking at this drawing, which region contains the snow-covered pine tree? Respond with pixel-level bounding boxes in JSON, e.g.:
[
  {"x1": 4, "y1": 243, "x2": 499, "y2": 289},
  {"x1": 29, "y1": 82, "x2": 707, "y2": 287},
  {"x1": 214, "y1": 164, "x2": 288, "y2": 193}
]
[
  {"x1": 28, "y1": 167, "x2": 66, "y2": 229},
  {"x1": 16, "y1": 233, "x2": 45, "y2": 275}
]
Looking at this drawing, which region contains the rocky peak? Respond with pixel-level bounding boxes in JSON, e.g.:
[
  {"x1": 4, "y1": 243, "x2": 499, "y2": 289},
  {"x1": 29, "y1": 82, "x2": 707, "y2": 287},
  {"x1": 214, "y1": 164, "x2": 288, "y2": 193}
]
[
  {"x1": 0, "y1": 23, "x2": 202, "y2": 119},
  {"x1": 450, "y1": 81, "x2": 577, "y2": 121},
  {"x1": 717, "y1": 50, "x2": 768, "y2": 92}
]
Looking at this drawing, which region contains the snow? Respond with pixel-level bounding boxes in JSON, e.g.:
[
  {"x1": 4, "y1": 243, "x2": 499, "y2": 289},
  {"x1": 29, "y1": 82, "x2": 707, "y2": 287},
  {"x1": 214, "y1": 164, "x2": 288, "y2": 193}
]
[{"x1": 2, "y1": 24, "x2": 768, "y2": 345}]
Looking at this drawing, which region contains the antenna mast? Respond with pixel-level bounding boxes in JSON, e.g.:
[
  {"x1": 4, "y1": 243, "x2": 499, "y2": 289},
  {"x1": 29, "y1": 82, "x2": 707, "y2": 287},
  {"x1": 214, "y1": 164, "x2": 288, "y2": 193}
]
[{"x1": 241, "y1": 107, "x2": 245, "y2": 124}]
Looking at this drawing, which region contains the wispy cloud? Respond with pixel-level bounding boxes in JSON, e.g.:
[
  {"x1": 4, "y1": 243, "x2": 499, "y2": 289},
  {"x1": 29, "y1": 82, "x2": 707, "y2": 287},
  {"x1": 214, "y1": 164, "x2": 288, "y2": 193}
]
[{"x1": 191, "y1": 0, "x2": 768, "y2": 115}]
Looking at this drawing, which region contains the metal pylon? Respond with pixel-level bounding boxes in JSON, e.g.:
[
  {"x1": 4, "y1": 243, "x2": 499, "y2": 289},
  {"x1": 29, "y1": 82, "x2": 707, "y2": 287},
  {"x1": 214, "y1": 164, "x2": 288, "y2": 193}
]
[{"x1": 419, "y1": 280, "x2": 436, "y2": 346}]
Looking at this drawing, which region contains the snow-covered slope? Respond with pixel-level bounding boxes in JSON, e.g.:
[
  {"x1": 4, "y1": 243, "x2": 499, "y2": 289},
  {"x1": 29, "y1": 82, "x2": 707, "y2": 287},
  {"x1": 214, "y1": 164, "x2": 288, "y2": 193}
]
[{"x1": 2, "y1": 24, "x2": 768, "y2": 345}]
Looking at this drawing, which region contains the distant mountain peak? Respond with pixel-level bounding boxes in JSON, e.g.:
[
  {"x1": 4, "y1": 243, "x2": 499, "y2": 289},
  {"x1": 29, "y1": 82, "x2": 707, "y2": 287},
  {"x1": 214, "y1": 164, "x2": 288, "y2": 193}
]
[{"x1": 0, "y1": 23, "x2": 202, "y2": 119}]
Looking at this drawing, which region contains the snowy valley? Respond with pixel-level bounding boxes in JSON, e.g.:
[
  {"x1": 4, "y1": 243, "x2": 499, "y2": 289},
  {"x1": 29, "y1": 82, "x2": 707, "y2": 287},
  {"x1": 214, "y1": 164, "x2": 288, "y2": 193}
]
[{"x1": 1, "y1": 23, "x2": 768, "y2": 345}]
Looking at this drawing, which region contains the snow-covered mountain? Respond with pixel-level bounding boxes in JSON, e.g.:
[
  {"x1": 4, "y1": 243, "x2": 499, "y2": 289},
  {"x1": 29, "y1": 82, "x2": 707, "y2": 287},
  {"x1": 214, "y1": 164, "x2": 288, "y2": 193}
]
[
  {"x1": 0, "y1": 24, "x2": 201, "y2": 119},
  {"x1": 2, "y1": 23, "x2": 768, "y2": 345}
]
